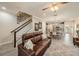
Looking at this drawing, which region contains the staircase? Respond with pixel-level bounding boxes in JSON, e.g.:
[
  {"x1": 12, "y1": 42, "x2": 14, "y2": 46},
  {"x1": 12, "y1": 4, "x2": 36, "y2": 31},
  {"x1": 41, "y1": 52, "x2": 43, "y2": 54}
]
[{"x1": 11, "y1": 16, "x2": 33, "y2": 47}]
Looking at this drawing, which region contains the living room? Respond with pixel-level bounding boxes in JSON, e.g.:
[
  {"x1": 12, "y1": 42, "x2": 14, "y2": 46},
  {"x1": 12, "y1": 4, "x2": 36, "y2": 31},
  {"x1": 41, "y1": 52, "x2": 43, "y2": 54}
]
[{"x1": 0, "y1": 2, "x2": 79, "y2": 56}]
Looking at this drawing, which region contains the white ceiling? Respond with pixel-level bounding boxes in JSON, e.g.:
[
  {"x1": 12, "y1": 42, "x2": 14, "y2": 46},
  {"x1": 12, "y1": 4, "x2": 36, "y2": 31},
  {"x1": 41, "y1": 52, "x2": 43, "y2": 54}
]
[{"x1": 0, "y1": 2, "x2": 79, "y2": 19}]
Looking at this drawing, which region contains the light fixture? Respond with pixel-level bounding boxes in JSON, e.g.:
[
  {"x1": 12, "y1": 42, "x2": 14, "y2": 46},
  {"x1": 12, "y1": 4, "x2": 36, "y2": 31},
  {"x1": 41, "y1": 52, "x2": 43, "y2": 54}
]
[
  {"x1": 51, "y1": 6, "x2": 59, "y2": 11},
  {"x1": 51, "y1": 7, "x2": 55, "y2": 11},
  {"x1": 1, "y1": 6, "x2": 6, "y2": 10},
  {"x1": 50, "y1": 6, "x2": 58, "y2": 16},
  {"x1": 54, "y1": 6, "x2": 59, "y2": 10}
]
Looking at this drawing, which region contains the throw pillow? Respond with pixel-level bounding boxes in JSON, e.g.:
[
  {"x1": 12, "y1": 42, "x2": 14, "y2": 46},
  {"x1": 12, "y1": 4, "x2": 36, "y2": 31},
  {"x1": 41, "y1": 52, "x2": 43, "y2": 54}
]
[{"x1": 24, "y1": 39, "x2": 33, "y2": 50}]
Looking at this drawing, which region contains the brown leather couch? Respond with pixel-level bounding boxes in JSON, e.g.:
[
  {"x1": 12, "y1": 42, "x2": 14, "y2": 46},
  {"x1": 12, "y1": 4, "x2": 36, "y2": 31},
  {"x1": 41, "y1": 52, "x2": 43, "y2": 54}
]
[
  {"x1": 73, "y1": 37, "x2": 79, "y2": 47},
  {"x1": 18, "y1": 31, "x2": 51, "y2": 56}
]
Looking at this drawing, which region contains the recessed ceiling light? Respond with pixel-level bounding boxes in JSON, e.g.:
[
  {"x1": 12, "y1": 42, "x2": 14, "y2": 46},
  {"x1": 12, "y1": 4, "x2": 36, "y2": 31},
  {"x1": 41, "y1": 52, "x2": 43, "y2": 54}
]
[{"x1": 1, "y1": 6, "x2": 6, "y2": 10}]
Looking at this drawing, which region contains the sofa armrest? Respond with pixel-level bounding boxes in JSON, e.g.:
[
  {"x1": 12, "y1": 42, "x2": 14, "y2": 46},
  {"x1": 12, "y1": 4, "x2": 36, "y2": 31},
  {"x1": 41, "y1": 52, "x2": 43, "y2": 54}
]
[
  {"x1": 43, "y1": 38, "x2": 51, "y2": 41},
  {"x1": 18, "y1": 44, "x2": 35, "y2": 56}
]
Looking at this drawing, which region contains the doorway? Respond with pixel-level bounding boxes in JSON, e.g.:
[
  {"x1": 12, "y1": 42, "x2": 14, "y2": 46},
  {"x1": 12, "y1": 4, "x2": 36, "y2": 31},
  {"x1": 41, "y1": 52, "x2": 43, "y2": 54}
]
[
  {"x1": 64, "y1": 21, "x2": 74, "y2": 46},
  {"x1": 46, "y1": 22, "x2": 64, "y2": 39}
]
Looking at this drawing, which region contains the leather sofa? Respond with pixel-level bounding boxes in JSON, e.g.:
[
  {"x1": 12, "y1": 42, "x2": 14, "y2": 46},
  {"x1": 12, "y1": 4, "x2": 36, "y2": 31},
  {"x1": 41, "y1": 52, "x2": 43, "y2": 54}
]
[
  {"x1": 73, "y1": 37, "x2": 79, "y2": 47},
  {"x1": 18, "y1": 31, "x2": 51, "y2": 56}
]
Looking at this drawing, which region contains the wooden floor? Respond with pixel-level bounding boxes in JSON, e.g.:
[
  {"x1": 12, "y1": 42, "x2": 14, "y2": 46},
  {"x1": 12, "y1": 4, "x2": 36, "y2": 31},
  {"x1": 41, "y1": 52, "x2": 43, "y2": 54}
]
[
  {"x1": 0, "y1": 33, "x2": 79, "y2": 56},
  {"x1": 44, "y1": 39, "x2": 79, "y2": 56},
  {"x1": 0, "y1": 42, "x2": 17, "y2": 56}
]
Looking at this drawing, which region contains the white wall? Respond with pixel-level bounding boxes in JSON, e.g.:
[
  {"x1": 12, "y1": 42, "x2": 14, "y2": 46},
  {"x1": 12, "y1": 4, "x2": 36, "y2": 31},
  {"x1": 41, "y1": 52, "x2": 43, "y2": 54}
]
[
  {"x1": 0, "y1": 11, "x2": 17, "y2": 44},
  {"x1": 32, "y1": 16, "x2": 42, "y2": 31},
  {"x1": 32, "y1": 16, "x2": 47, "y2": 38},
  {"x1": 0, "y1": 10, "x2": 33, "y2": 45},
  {"x1": 42, "y1": 21, "x2": 47, "y2": 38}
]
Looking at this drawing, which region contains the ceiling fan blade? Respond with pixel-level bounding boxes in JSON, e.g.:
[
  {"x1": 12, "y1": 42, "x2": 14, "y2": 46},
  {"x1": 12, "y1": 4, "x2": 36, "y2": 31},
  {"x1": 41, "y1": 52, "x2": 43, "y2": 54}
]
[
  {"x1": 42, "y1": 2, "x2": 69, "y2": 11},
  {"x1": 61, "y1": 2, "x2": 69, "y2": 4},
  {"x1": 42, "y1": 7, "x2": 50, "y2": 11}
]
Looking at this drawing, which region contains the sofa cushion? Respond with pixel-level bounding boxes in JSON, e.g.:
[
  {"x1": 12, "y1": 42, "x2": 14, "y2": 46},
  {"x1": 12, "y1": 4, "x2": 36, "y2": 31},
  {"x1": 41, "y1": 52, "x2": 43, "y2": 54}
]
[
  {"x1": 33, "y1": 31, "x2": 43, "y2": 36},
  {"x1": 31, "y1": 35, "x2": 42, "y2": 44},
  {"x1": 22, "y1": 31, "x2": 43, "y2": 41},
  {"x1": 33, "y1": 39, "x2": 50, "y2": 55},
  {"x1": 22, "y1": 33, "x2": 34, "y2": 40},
  {"x1": 37, "y1": 39, "x2": 50, "y2": 46}
]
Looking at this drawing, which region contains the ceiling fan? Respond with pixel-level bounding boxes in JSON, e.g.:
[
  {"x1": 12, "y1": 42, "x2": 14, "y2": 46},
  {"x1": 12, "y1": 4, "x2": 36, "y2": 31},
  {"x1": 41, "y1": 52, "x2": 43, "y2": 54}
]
[{"x1": 42, "y1": 2, "x2": 69, "y2": 16}]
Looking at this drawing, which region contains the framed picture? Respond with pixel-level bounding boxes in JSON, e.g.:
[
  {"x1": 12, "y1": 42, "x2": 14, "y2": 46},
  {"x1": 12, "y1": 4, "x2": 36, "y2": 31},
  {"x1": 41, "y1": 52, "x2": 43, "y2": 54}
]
[
  {"x1": 39, "y1": 22, "x2": 42, "y2": 29},
  {"x1": 35, "y1": 23, "x2": 39, "y2": 31}
]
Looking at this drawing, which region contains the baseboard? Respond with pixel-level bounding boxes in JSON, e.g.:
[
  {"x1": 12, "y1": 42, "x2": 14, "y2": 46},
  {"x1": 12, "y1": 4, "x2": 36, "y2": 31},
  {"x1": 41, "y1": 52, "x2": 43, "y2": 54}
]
[{"x1": 0, "y1": 40, "x2": 12, "y2": 46}]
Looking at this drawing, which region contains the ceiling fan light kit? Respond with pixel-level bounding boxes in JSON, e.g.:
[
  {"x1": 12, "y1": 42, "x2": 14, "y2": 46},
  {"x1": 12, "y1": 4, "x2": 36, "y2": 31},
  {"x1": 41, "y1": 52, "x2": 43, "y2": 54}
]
[
  {"x1": 42, "y1": 2, "x2": 68, "y2": 16},
  {"x1": 50, "y1": 6, "x2": 58, "y2": 16}
]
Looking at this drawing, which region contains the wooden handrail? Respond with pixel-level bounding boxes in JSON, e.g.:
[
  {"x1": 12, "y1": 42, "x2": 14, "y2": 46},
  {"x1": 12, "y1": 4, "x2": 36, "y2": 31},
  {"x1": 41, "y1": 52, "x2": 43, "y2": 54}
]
[
  {"x1": 16, "y1": 19, "x2": 32, "y2": 33},
  {"x1": 11, "y1": 17, "x2": 32, "y2": 33}
]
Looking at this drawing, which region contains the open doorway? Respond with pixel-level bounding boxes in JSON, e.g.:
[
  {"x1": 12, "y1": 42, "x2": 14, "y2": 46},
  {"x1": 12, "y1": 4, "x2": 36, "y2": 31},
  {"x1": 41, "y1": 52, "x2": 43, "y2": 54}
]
[
  {"x1": 64, "y1": 21, "x2": 74, "y2": 46},
  {"x1": 46, "y1": 22, "x2": 64, "y2": 39}
]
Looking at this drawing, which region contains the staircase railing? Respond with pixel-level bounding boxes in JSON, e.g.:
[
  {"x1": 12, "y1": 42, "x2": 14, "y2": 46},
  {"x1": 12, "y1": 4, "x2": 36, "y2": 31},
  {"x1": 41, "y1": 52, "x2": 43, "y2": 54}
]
[{"x1": 11, "y1": 17, "x2": 32, "y2": 47}]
